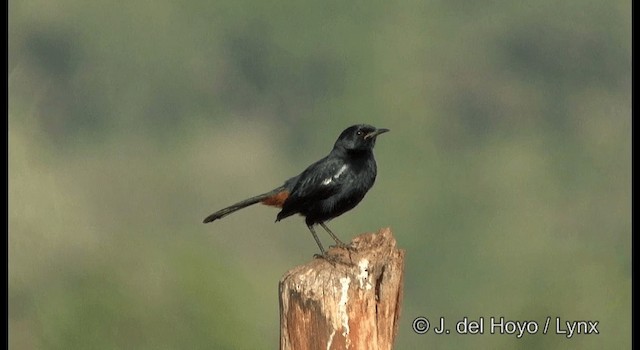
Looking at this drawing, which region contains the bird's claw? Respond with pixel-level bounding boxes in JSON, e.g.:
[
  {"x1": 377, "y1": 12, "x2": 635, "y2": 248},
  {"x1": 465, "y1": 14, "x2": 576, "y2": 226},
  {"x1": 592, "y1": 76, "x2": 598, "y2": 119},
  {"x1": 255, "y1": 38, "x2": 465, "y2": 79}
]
[
  {"x1": 332, "y1": 242, "x2": 356, "y2": 251},
  {"x1": 314, "y1": 249, "x2": 357, "y2": 267}
]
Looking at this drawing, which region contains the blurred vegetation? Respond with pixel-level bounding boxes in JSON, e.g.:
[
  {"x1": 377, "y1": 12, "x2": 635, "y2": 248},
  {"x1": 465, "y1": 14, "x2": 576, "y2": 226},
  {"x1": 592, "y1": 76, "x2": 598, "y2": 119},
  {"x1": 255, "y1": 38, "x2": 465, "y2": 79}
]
[{"x1": 9, "y1": 0, "x2": 630, "y2": 349}]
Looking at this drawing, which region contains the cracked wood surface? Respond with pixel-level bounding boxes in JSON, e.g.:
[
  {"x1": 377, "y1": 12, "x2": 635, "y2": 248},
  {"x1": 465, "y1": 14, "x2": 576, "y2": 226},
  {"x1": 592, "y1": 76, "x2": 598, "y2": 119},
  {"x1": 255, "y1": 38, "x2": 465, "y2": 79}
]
[{"x1": 279, "y1": 227, "x2": 405, "y2": 350}]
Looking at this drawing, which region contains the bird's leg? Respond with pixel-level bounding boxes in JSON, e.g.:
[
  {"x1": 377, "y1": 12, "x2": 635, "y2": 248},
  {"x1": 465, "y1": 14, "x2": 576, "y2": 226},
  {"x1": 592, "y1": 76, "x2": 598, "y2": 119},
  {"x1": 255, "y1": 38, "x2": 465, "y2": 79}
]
[
  {"x1": 318, "y1": 222, "x2": 351, "y2": 249},
  {"x1": 307, "y1": 224, "x2": 326, "y2": 257}
]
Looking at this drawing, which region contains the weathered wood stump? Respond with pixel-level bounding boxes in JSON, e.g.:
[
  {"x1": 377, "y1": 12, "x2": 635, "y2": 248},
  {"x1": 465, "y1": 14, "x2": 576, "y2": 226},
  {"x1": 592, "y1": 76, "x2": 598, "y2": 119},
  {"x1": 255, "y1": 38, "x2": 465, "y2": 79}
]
[{"x1": 279, "y1": 227, "x2": 405, "y2": 350}]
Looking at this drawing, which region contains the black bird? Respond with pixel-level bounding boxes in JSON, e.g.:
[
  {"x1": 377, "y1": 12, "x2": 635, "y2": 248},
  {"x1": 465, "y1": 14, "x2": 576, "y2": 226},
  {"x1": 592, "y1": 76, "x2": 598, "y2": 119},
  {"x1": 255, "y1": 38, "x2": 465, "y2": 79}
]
[{"x1": 203, "y1": 124, "x2": 389, "y2": 255}]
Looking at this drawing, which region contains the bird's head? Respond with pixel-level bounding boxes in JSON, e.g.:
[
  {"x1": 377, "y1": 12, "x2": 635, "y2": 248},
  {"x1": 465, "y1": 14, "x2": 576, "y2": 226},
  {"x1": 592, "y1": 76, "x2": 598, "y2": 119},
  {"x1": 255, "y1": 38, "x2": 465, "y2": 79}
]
[{"x1": 334, "y1": 124, "x2": 390, "y2": 152}]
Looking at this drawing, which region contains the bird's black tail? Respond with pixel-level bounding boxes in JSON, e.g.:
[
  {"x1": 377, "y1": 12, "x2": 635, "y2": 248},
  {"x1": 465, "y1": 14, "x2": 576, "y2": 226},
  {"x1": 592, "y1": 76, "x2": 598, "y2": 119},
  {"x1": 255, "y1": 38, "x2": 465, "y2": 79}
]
[{"x1": 203, "y1": 187, "x2": 285, "y2": 223}]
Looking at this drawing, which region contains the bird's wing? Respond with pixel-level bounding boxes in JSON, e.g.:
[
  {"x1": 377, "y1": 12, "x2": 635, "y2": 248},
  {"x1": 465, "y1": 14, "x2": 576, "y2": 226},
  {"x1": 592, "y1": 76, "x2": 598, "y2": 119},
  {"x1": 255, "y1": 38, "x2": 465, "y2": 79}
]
[
  {"x1": 276, "y1": 157, "x2": 344, "y2": 220},
  {"x1": 291, "y1": 157, "x2": 345, "y2": 200}
]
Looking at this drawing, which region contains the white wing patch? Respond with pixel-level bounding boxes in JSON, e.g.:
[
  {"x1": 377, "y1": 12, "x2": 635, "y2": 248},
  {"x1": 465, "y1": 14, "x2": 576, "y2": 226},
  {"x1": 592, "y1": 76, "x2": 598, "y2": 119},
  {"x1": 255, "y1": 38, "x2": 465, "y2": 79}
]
[{"x1": 322, "y1": 164, "x2": 348, "y2": 185}]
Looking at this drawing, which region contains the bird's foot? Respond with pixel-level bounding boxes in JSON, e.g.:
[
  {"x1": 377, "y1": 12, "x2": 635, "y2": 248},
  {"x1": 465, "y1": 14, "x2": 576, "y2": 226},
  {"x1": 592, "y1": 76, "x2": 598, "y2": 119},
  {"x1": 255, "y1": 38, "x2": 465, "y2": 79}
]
[
  {"x1": 314, "y1": 252, "x2": 340, "y2": 267},
  {"x1": 314, "y1": 249, "x2": 356, "y2": 266},
  {"x1": 332, "y1": 242, "x2": 356, "y2": 251}
]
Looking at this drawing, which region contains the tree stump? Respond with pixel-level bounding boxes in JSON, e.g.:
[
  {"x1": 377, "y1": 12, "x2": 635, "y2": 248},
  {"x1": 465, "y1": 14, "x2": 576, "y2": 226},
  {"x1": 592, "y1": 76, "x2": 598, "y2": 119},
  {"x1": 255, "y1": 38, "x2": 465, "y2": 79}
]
[{"x1": 279, "y1": 227, "x2": 405, "y2": 350}]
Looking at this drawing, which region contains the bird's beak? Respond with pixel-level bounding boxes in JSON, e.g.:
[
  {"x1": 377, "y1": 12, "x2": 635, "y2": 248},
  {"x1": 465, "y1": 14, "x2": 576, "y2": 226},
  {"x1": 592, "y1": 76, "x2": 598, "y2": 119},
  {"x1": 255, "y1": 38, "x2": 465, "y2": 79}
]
[{"x1": 364, "y1": 128, "x2": 390, "y2": 140}]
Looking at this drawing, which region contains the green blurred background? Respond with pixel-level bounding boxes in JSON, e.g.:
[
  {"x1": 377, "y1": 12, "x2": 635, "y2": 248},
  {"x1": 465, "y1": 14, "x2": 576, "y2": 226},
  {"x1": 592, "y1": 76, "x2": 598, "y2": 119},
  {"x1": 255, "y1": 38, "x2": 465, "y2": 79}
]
[{"x1": 9, "y1": 0, "x2": 630, "y2": 349}]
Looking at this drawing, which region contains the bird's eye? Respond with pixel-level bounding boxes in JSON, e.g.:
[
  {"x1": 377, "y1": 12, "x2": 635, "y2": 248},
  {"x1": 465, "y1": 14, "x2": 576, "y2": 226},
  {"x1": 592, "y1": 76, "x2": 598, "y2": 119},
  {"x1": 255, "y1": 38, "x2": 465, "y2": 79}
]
[{"x1": 356, "y1": 130, "x2": 363, "y2": 136}]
